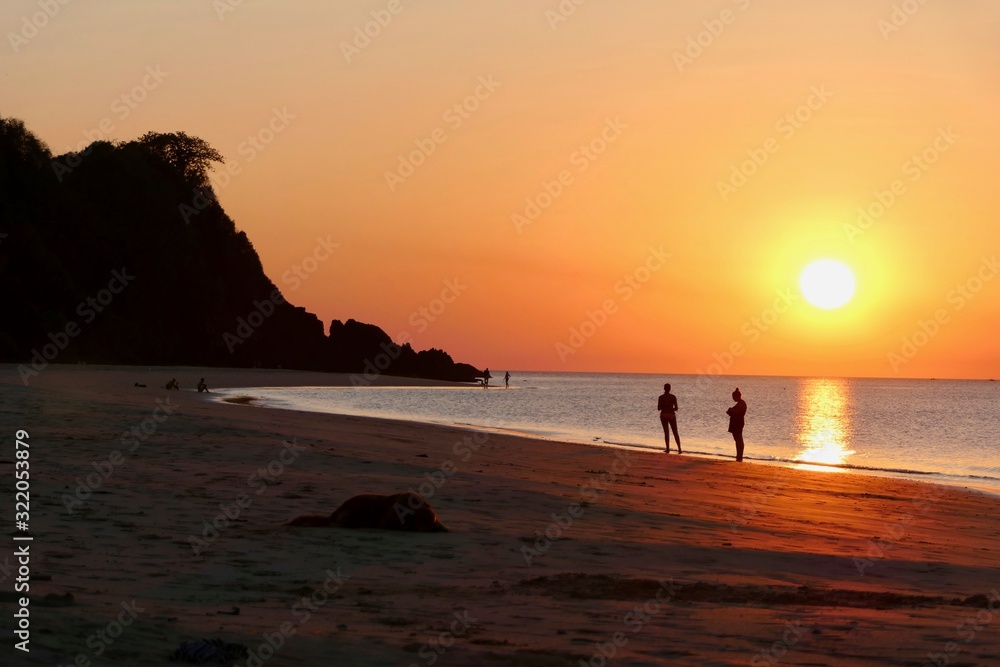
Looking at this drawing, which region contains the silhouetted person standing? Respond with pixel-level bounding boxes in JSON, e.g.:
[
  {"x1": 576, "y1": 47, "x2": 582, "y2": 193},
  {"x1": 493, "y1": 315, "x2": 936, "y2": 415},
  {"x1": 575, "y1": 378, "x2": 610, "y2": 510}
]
[
  {"x1": 657, "y1": 383, "x2": 681, "y2": 453},
  {"x1": 727, "y1": 388, "x2": 747, "y2": 462},
  {"x1": 483, "y1": 368, "x2": 491, "y2": 388},
  {"x1": 504, "y1": 371, "x2": 510, "y2": 388}
]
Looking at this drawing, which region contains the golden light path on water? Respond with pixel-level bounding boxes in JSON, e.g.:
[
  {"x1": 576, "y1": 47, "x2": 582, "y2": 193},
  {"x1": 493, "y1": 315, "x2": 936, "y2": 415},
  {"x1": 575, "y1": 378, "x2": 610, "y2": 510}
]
[{"x1": 794, "y1": 378, "x2": 856, "y2": 472}]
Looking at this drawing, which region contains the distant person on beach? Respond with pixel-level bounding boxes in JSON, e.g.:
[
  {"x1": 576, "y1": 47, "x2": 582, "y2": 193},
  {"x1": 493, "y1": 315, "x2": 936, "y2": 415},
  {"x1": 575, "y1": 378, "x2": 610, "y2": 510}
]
[
  {"x1": 726, "y1": 388, "x2": 747, "y2": 462},
  {"x1": 483, "y1": 368, "x2": 491, "y2": 388},
  {"x1": 197, "y1": 378, "x2": 210, "y2": 393},
  {"x1": 504, "y1": 371, "x2": 511, "y2": 388},
  {"x1": 657, "y1": 383, "x2": 681, "y2": 453},
  {"x1": 165, "y1": 378, "x2": 179, "y2": 390}
]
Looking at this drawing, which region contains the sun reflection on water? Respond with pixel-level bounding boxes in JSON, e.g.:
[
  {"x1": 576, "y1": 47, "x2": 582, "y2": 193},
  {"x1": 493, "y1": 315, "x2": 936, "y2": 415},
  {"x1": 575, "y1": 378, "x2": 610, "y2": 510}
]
[{"x1": 795, "y1": 378, "x2": 855, "y2": 472}]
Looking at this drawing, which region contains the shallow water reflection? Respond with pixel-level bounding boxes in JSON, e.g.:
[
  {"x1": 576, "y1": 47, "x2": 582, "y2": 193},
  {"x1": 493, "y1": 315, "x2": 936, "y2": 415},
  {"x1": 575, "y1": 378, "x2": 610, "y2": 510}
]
[{"x1": 795, "y1": 378, "x2": 855, "y2": 471}]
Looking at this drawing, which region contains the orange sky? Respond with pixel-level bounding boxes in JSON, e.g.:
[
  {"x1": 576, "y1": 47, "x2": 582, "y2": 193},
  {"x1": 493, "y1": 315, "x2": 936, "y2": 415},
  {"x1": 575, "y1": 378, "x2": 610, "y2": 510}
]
[{"x1": 4, "y1": 1, "x2": 1000, "y2": 378}]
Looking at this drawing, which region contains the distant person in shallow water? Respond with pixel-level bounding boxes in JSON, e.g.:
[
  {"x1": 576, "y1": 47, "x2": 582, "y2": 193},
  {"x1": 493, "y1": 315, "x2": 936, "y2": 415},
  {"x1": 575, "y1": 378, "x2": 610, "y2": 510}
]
[
  {"x1": 727, "y1": 388, "x2": 747, "y2": 462},
  {"x1": 197, "y1": 378, "x2": 210, "y2": 393},
  {"x1": 483, "y1": 368, "x2": 491, "y2": 388},
  {"x1": 657, "y1": 383, "x2": 681, "y2": 453},
  {"x1": 504, "y1": 371, "x2": 511, "y2": 388}
]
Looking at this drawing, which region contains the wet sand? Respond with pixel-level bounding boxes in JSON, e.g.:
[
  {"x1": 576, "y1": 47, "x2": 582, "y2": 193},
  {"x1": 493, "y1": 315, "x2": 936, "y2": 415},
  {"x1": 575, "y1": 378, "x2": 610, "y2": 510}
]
[{"x1": 2, "y1": 365, "x2": 1000, "y2": 666}]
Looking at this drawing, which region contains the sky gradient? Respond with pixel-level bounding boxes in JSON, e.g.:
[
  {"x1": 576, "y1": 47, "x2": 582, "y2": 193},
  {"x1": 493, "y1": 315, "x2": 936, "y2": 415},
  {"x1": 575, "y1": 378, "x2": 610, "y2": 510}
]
[{"x1": 4, "y1": 0, "x2": 1000, "y2": 379}]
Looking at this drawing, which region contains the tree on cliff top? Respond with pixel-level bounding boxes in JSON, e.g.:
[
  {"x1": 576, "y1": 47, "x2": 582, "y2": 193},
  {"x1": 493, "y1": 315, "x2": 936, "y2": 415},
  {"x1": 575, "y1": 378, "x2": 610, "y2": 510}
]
[{"x1": 134, "y1": 131, "x2": 223, "y2": 187}]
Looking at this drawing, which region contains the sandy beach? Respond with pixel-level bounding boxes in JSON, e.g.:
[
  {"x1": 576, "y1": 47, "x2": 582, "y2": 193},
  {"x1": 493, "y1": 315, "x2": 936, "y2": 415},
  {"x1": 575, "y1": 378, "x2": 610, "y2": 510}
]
[{"x1": 3, "y1": 365, "x2": 1000, "y2": 666}]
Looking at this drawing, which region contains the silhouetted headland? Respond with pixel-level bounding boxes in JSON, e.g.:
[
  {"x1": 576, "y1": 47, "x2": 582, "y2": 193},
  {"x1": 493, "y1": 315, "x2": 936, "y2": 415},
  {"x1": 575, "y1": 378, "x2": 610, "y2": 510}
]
[{"x1": 0, "y1": 118, "x2": 480, "y2": 382}]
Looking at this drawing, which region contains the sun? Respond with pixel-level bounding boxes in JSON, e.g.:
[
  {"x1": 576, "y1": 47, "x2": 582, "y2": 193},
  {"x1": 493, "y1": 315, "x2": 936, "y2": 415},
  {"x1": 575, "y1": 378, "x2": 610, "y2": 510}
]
[{"x1": 799, "y1": 260, "x2": 856, "y2": 309}]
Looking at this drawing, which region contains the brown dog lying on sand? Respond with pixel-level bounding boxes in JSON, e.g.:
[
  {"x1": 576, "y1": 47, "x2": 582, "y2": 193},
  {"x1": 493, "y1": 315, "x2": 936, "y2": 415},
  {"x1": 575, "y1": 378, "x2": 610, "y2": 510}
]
[{"x1": 284, "y1": 492, "x2": 448, "y2": 532}]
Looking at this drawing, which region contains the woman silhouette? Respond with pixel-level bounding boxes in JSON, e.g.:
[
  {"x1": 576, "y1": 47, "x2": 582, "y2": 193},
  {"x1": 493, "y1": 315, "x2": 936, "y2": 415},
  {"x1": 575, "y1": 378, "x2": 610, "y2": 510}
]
[{"x1": 726, "y1": 388, "x2": 747, "y2": 462}]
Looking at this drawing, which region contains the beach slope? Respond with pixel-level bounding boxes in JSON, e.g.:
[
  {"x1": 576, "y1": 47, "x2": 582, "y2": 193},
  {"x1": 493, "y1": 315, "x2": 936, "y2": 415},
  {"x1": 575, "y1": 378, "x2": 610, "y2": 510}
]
[{"x1": 2, "y1": 365, "x2": 999, "y2": 666}]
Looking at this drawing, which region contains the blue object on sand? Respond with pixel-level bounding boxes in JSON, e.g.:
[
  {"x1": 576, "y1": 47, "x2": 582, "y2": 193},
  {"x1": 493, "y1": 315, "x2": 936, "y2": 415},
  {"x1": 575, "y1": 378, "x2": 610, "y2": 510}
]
[{"x1": 169, "y1": 638, "x2": 249, "y2": 664}]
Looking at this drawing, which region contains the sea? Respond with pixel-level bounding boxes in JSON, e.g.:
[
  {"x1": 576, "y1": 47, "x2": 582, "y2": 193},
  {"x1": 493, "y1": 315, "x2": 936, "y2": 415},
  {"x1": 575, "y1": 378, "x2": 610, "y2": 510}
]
[{"x1": 215, "y1": 373, "x2": 1000, "y2": 495}]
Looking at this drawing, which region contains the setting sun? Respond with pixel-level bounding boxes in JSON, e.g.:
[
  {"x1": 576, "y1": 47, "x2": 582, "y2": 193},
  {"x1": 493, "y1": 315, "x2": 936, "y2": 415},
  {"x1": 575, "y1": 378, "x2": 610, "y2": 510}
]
[{"x1": 800, "y1": 260, "x2": 856, "y2": 310}]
